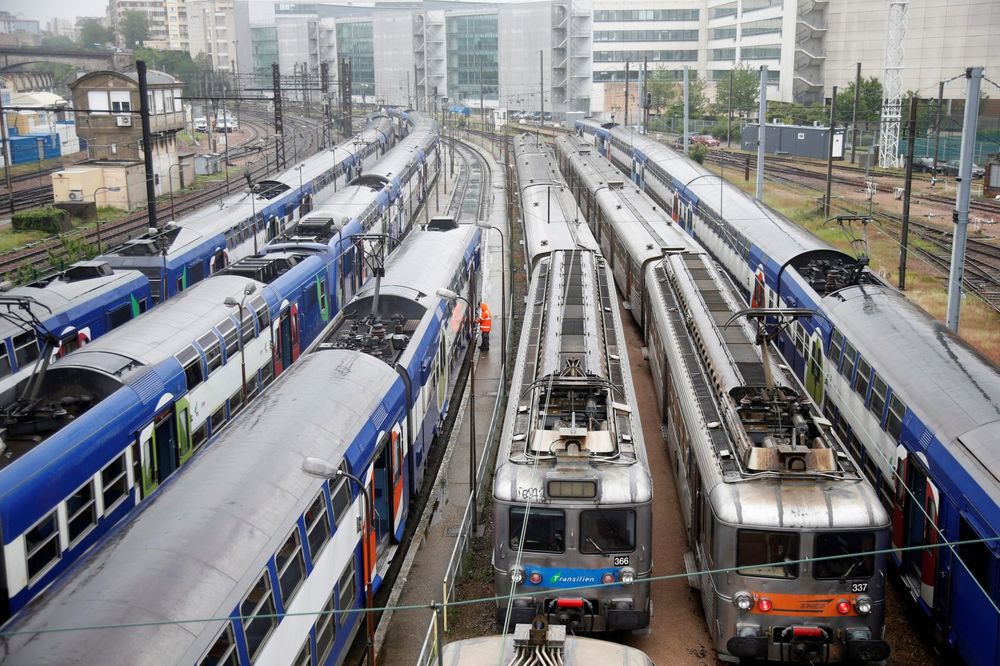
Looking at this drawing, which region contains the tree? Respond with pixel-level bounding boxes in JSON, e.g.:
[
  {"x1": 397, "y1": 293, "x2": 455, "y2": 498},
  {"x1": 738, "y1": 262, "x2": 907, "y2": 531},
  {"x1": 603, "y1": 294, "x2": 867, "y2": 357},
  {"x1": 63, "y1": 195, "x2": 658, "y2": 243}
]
[
  {"x1": 645, "y1": 69, "x2": 708, "y2": 119},
  {"x1": 120, "y1": 10, "x2": 150, "y2": 48},
  {"x1": 646, "y1": 70, "x2": 679, "y2": 116},
  {"x1": 134, "y1": 47, "x2": 200, "y2": 94},
  {"x1": 666, "y1": 72, "x2": 707, "y2": 119},
  {"x1": 41, "y1": 35, "x2": 76, "y2": 49},
  {"x1": 78, "y1": 19, "x2": 113, "y2": 49},
  {"x1": 835, "y1": 76, "x2": 883, "y2": 124},
  {"x1": 714, "y1": 62, "x2": 759, "y2": 119}
]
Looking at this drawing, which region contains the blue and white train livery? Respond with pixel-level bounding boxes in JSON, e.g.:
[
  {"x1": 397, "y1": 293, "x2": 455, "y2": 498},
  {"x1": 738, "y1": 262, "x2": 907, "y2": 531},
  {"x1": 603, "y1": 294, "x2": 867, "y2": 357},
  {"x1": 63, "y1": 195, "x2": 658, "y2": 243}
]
[
  {"x1": 0, "y1": 221, "x2": 482, "y2": 666},
  {"x1": 576, "y1": 118, "x2": 1000, "y2": 666}
]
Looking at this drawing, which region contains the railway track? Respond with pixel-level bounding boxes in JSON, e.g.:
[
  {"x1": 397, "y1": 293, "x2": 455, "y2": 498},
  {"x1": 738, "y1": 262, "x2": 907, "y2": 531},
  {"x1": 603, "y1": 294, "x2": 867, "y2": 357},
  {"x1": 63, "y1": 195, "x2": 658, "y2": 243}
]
[{"x1": 0, "y1": 110, "x2": 327, "y2": 278}]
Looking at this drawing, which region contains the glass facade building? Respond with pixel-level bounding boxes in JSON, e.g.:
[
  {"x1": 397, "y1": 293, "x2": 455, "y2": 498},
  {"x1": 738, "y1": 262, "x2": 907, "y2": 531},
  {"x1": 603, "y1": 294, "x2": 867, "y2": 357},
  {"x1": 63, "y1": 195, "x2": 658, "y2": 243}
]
[
  {"x1": 337, "y1": 21, "x2": 376, "y2": 97},
  {"x1": 251, "y1": 26, "x2": 279, "y2": 87},
  {"x1": 445, "y1": 14, "x2": 499, "y2": 103}
]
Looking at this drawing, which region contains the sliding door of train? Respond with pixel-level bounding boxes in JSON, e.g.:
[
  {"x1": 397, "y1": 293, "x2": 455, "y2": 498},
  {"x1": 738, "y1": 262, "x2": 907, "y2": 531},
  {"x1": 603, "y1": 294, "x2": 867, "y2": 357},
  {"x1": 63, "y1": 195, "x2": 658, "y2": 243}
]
[
  {"x1": 895, "y1": 454, "x2": 939, "y2": 609},
  {"x1": 372, "y1": 426, "x2": 404, "y2": 547},
  {"x1": 136, "y1": 400, "x2": 189, "y2": 495},
  {"x1": 949, "y1": 512, "x2": 1000, "y2": 666},
  {"x1": 272, "y1": 304, "x2": 300, "y2": 375}
]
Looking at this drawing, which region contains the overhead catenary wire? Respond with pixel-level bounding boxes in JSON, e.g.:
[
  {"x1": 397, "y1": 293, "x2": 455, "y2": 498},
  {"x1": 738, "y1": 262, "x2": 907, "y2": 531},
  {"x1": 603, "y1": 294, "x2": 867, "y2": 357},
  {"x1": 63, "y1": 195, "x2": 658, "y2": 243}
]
[{"x1": 2, "y1": 535, "x2": 997, "y2": 640}]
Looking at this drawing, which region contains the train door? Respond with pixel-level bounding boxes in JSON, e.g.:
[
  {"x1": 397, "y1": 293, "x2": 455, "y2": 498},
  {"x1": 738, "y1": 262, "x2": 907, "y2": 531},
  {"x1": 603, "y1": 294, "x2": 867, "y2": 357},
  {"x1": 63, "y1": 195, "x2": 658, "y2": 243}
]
[
  {"x1": 137, "y1": 405, "x2": 180, "y2": 495},
  {"x1": 901, "y1": 457, "x2": 939, "y2": 609},
  {"x1": 175, "y1": 397, "x2": 194, "y2": 464},
  {"x1": 805, "y1": 333, "x2": 825, "y2": 404},
  {"x1": 372, "y1": 439, "x2": 392, "y2": 549},
  {"x1": 274, "y1": 307, "x2": 293, "y2": 374},
  {"x1": 949, "y1": 514, "x2": 1000, "y2": 666}
]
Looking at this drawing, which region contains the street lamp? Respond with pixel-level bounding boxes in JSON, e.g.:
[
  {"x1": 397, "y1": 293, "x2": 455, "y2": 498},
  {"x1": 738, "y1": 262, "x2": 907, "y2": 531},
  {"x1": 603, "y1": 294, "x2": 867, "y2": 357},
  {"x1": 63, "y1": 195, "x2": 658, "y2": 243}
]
[
  {"x1": 474, "y1": 222, "x2": 507, "y2": 373},
  {"x1": 90, "y1": 185, "x2": 121, "y2": 252},
  {"x1": 435, "y1": 286, "x2": 479, "y2": 534},
  {"x1": 301, "y1": 457, "x2": 377, "y2": 666},
  {"x1": 224, "y1": 282, "x2": 258, "y2": 402},
  {"x1": 167, "y1": 163, "x2": 183, "y2": 222}
]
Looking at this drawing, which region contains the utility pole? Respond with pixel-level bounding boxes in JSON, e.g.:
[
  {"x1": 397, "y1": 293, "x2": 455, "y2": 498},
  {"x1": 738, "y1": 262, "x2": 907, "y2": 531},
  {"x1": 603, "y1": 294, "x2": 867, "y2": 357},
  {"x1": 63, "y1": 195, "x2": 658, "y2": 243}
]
[
  {"x1": 624, "y1": 61, "x2": 630, "y2": 129},
  {"x1": 824, "y1": 86, "x2": 837, "y2": 217},
  {"x1": 321, "y1": 62, "x2": 331, "y2": 147},
  {"x1": 878, "y1": 0, "x2": 909, "y2": 168},
  {"x1": 946, "y1": 66, "x2": 984, "y2": 333},
  {"x1": 727, "y1": 69, "x2": 734, "y2": 147},
  {"x1": 479, "y1": 57, "x2": 484, "y2": 132},
  {"x1": 136, "y1": 61, "x2": 158, "y2": 230},
  {"x1": 642, "y1": 56, "x2": 648, "y2": 133},
  {"x1": 340, "y1": 57, "x2": 353, "y2": 137},
  {"x1": 899, "y1": 95, "x2": 919, "y2": 290},
  {"x1": 273, "y1": 64, "x2": 286, "y2": 171},
  {"x1": 932, "y1": 80, "x2": 944, "y2": 180},
  {"x1": 755, "y1": 65, "x2": 768, "y2": 202},
  {"x1": 682, "y1": 66, "x2": 689, "y2": 155},
  {"x1": 539, "y1": 50, "x2": 544, "y2": 126},
  {"x1": 851, "y1": 62, "x2": 861, "y2": 164}
]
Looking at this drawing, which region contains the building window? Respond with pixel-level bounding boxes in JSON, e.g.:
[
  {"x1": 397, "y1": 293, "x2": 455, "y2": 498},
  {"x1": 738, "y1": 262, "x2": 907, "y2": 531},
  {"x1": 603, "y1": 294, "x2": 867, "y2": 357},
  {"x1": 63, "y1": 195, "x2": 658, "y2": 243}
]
[
  {"x1": 741, "y1": 45, "x2": 782, "y2": 60},
  {"x1": 710, "y1": 3, "x2": 738, "y2": 19},
  {"x1": 593, "y1": 9, "x2": 699, "y2": 22},
  {"x1": 742, "y1": 17, "x2": 782, "y2": 37},
  {"x1": 710, "y1": 48, "x2": 736, "y2": 62}
]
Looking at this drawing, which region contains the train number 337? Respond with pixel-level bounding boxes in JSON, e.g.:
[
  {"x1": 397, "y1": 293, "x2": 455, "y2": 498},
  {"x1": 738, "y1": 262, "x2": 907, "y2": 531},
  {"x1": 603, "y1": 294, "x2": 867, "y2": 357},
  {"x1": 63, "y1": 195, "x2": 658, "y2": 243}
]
[{"x1": 851, "y1": 583, "x2": 868, "y2": 593}]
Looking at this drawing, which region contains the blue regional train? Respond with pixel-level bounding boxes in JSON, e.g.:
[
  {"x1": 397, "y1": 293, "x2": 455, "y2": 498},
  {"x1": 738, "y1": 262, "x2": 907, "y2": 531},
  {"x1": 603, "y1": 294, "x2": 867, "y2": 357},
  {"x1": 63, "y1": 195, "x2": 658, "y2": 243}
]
[
  {"x1": 0, "y1": 109, "x2": 440, "y2": 621},
  {"x1": 97, "y1": 113, "x2": 398, "y2": 303},
  {"x1": 577, "y1": 119, "x2": 1000, "y2": 666},
  {"x1": 0, "y1": 221, "x2": 482, "y2": 666}
]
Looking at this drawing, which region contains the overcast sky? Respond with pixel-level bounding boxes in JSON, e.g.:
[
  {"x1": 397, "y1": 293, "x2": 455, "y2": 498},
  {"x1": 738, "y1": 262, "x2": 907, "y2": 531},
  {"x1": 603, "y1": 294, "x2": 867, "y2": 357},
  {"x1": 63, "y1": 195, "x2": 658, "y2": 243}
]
[{"x1": 4, "y1": 0, "x2": 108, "y2": 27}]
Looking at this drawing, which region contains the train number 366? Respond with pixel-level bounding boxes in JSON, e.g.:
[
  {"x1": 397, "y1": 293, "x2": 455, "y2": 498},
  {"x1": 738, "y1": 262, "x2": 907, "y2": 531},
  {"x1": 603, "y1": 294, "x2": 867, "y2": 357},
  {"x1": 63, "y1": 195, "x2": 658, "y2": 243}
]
[
  {"x1": 614, "y1": 556, "x2": 630, "y2": 567},
  {"x1": 851, "y1": 583, "x2": 868, "y2": 593}
]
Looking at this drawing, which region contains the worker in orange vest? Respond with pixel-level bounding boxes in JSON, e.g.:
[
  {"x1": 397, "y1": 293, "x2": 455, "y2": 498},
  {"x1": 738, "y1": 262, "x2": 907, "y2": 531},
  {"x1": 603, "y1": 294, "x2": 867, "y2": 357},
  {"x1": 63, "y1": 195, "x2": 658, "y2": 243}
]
[{"x1": 479, "y1": 302, "x2": 492, "y2": 351}]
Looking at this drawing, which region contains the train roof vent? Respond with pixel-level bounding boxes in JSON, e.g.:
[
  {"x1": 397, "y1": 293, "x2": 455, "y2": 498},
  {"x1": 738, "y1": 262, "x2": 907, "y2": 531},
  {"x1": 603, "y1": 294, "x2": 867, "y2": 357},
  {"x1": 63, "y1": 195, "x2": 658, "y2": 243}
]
[
  {"x1": 62, "y1": 261, "x2": 114, "y2": 281},
  {"x1": 255, "y1": 180, "x2": 291, "y2": 200},
  {"x1": 220, "y1": 254, "x2": 298, "y2": 283},
  {"x1": 427, "y1": 216, "x2": 458, "y2": 231},
  {"x1": 607, "y1": 180, "x2": 625, "y2": 190},
  {"x1": 116, "y1": 239, "x2": 160, "y2": 256}
]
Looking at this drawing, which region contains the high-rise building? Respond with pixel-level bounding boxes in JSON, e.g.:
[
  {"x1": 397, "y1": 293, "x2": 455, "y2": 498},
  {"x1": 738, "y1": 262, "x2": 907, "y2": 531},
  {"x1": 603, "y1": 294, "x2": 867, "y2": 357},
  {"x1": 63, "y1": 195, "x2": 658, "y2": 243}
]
[{"x1": 107, "y1": 0, "x2": 170, "y2": 50}]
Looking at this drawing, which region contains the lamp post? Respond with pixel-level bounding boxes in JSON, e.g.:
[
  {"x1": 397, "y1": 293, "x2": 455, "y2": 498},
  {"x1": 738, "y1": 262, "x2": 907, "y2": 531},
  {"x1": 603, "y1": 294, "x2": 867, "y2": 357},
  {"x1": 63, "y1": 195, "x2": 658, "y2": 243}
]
[
  {"x1": 435, "y1": 287, "x2": 478, "y2": 534},
  {"x1": 245, "y1": 184, "x2": 261, "y2": 253},
  {"x1": 167, "y1": 163, "x2": 183, "y2": 222},
  {"x1": 224, "y1": 282, "x2": 258, "y2": 402},
  {"x1": 90, "y1": 185, "x2": 121, "y2": 252},
  {"x1": 301, "y1": 457, "x2": 377, "y2": 666},
  {"x1": 474, "y1": 222, "x2": 507, "y2": 373}
]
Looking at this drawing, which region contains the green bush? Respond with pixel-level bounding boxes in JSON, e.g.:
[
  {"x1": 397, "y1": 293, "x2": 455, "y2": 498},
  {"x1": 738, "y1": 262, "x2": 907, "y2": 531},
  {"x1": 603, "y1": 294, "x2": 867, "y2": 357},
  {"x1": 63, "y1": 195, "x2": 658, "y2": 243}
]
[
  {"x1": 12, "y1": 207, "x2": 68, "y2": 234},
  {"x1": 690, "y1": 143, "x2": 709, "y2": 164}
]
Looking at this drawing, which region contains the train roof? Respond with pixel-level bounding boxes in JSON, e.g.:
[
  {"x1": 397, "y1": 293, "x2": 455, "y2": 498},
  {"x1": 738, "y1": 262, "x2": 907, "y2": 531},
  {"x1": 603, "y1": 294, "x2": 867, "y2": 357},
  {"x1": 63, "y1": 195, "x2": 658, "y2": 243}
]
[
  {"x1": 0, "y1": 263, "x2": 144, "y2": 341},
  {"x1": 824, "y1": 284, "x2": 1000, "y2": 504},
  {"x1": 597, "y1": 124, "x2": 851, "y2": 267},
  {"x1": 441, "y1": 632, "x2": 655, "y2": 665},
  {"x1": 514, "y1": 134, "x2": 598, "y2": 266},
  {"x1": 0, "y1": 351, "x2": 401, "y2": 664}
]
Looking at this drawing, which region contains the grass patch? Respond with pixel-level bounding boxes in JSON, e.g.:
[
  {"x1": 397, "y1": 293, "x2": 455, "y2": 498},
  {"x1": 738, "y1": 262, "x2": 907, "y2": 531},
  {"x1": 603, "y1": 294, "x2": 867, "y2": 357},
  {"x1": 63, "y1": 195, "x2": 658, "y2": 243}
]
[{"x1": 0, "y1": 229, "x2": 49, "y2": 254}]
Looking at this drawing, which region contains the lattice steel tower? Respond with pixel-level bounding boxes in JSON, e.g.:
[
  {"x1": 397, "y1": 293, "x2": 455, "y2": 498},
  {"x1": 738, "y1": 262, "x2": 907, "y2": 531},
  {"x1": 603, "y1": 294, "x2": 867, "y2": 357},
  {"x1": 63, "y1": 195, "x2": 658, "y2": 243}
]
[{"x1": 878, "y1": 0, "x2": 909, "y2": 168}]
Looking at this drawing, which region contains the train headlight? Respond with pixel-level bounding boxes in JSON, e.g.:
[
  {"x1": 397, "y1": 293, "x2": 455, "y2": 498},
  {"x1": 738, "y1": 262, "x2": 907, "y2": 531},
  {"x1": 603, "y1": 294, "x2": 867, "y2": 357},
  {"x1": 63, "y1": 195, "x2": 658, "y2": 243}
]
[
  {"x1": 836, "y1": 599, "x2": 852, "y2": 615},
  {"x1": 734, "y1": 592, "x2": 754, "y2": 611},
  {"x1": 620, "y1": 567, "x2": 636, "y2": 585},
  {"x1": 854, "y1": 595, "x2": 873, "y2": 616},
  {"x1": 509, "y1": 567, "x2": 524, "y2": 584}
]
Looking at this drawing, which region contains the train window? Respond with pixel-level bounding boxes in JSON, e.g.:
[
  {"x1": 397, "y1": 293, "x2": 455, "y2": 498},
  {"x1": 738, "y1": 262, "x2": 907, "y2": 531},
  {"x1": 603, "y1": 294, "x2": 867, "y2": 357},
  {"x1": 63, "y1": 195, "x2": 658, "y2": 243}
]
[
  {"x1": 886, "y1": 395, "x2": 906, "y2": 442},
  {"x1": 192, "y1": 424, "x2": 207, "y2": 451},
  {"x1": 211, "y1": 407, "x2": 226, "y2": 431},
  {"x1": 261, "y1": 362, "x2": 274, "y2": 388},
  {"x1": 252, "y1": 297, "x2": 270, "y2": 329},
  {"x1": 276, "y1": 528, "x2": 306, "y2": 606},
  {"x1": 188, "y1": 262, "x2": 206, "y2": 286},
  {"x1": 854, "y1": 358, "x2": 872, "y2": 402},
  {"x1": 869, "y1": 374, "x2": 888, "y2": 421},
  {"x1": 12, "y1": 331, "x2": 39, "y2": 370},
  {"x1": 101, "y1": 454, "x2": 129, "y2": 512},
  {"x1": 108, "y1": 302, "x2": 132, "y2": 329},
  {"x1": 736, "y1": 530, "x2": 799, "y2": 579},
  {"x1": 580, "y1": 510, "x2": 636, "y2": 554},
  {"x1": 330, "y1": 476, "x2": 352, "y2": 527},
  {"x1": 198, "y1": 333, "x2": 222, "y2": 374},
  {"x1": 829, "y1": 328, "x2": 844, "y2": 363},
  {"x1": 138, "y1": 298, "x2": 149, "y2": 314},
  {"x1": 508, "y1": 507, "x2": 565, "y2": 553},
  {"x1": 25, "y1": 510, "x2": 61, "y2": 581},
  {"x1": 66, "y1": 480, "x2": 97, "y2": 545},
  {"x1": 313, "y1": 590, "x2": 337, "y2": 663},
  {"x1": 840, "y1": 341, "x2": 857, "y2": 378},
  {"x1": 813, "y1": 532, "x2": 875, "y2": 579},
  {"x1": 305, "y1": 491, "x2": 331, "y2": 559},
  {"x1": 240, "y1": 572, "x2": 277, "y2": 662},
  {"x1": 958, "y1": 516, "x2": 998, "y2": 592},
  {"x1": 241, "y1": 310, "x2": 256, "y2": 344},
  {"x1": 229, "y1": 390, "x2": 243, "y2": 417},
  {"x1": 0, "y1": 343, "x2": 11, "y2": 378},
  {"x1": 292, "y1": 638, "x2": 311, "y2": 666},
  {"x1": 198, "y1": 624, "x2": 238, "y2": 666},
  {"x1": 176, "y1": 346, "x2": 204, "y2": 390},
  {"x1": 337, "y1": 558, "x2": 357, "y2": 617},
  {"x1": 218, "y1": 318, "x2": 239, "y2": 361}
]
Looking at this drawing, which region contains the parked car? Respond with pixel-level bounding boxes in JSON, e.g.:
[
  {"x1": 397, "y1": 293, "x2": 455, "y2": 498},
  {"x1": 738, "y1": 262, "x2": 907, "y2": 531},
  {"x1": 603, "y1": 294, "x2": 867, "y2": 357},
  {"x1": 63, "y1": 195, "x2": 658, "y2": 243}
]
[
  {"x1": 941, "y1": 159, "x2": 985, "y2": 179},
  {"x1": 912, "y1": 156, "x2": 940, "y2": 173},
  {"x1": 193, "y1": 117, "x2": 208, "y2": 132},
  {"x1": 691, "y1": 134, "x2": 721, "y2": 148}
]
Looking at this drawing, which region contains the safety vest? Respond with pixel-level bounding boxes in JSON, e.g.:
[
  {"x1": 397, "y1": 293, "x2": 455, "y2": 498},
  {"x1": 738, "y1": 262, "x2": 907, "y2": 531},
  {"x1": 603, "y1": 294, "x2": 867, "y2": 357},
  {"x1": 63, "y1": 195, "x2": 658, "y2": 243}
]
[{"x1": 479, "y1": 304, "x2": 492, "y2": 333}]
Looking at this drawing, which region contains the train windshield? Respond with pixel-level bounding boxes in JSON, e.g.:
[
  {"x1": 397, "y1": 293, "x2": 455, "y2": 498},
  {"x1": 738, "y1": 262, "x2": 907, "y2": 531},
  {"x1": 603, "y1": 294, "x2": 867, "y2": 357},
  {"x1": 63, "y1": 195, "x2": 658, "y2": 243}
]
[
  {"x1": 813, "y1": 532, "x2": 876, "y2": 579},
  {"x1": 509, "y1": 507, "x2": 565, "y2": 553},
  {"x1": 736, "y1": 530, "x2": 800, "y2": 579},
  {"x1": 580, "y1": 509, "x2": 635, "y2": 554}
]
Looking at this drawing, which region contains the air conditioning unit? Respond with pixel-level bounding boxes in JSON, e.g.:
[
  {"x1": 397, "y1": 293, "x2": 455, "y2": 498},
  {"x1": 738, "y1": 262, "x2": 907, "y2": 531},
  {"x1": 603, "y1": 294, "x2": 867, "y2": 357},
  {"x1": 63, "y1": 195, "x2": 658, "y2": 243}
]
[
  {"x1": 116, "y1": 115, "x2": 133, "y2": 127},
  {"x1": 68, "y1": 189, "x2": 84, "y2": 202}
]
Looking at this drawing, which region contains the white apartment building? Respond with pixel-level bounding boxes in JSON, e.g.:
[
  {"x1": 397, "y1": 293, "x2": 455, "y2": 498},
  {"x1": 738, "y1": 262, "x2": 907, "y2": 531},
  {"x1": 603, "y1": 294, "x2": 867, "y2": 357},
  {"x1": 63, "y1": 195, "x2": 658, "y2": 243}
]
[{"x1": 108, "y1": 0, "x2": 170, "y2": 49}]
